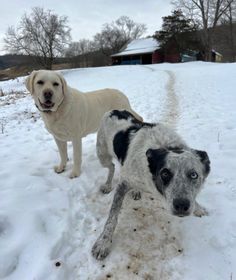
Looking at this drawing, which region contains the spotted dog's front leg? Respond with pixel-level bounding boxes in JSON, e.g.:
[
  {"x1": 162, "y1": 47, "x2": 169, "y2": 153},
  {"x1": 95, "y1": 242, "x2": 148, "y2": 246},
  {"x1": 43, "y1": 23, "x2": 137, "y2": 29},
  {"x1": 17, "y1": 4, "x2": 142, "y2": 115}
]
[
  {"x1": 92, "y1": 182, "x2": 130, "y2": 260},
  {"x1": 194, "y1": 201, "x2": 209, "y2": 217}
]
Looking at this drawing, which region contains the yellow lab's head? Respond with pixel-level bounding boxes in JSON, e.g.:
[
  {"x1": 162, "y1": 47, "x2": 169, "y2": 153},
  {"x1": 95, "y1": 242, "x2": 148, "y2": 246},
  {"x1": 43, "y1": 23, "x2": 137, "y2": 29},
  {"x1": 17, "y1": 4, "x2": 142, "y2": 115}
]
[{"x1": 25, "y1": 70, "x2": 67, "y2": 112}]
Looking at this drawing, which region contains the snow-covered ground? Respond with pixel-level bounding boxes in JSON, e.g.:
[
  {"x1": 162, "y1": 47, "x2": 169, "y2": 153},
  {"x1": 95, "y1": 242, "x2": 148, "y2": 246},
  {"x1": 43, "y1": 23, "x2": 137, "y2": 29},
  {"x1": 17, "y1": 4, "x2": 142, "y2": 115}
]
[{"x1": 0, "y1": 62, "x2": 236, "y2": 280}]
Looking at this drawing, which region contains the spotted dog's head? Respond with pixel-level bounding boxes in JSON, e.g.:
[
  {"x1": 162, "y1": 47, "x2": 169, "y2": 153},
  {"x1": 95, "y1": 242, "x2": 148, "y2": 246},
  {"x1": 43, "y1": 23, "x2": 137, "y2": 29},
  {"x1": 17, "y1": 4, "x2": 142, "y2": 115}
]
[
  {"x1": 146, "y1": 147, "x2": 210, "y2": 217},
  {"x1": 25, "y1": 70, "x2": 67, "y2": 113}
]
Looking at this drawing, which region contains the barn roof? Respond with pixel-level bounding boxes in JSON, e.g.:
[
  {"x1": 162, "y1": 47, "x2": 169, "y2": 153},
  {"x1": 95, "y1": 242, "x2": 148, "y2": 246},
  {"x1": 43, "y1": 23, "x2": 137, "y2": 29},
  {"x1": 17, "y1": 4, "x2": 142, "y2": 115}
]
[
  {"x1": 111, "y1": 38, "x2": 160, "y2": 57},
  {"x1": 212, "y1": 49, "x2": 223, "y2": 57}
]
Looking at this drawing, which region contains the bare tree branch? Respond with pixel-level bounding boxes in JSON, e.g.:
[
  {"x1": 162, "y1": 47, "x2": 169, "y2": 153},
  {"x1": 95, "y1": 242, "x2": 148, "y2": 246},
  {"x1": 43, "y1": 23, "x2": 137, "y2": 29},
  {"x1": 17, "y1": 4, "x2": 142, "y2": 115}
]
[
  {"x1": 93, "y1": 16, "x2": 147, "y2": 57},
  {"x1": 172, "y1": 0, "x2": 235, "y2": 60},
  {"x1": 4, "y1": 7, "x2": 71, "y2": 69}
]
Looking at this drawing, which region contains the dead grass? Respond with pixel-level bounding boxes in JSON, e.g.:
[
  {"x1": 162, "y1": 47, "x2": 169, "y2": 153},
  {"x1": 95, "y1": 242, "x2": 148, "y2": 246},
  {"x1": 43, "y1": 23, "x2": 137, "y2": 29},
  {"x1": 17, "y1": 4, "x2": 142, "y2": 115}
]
[
  {"x1": 0, "y1": 66, "x2": 30, "y2": 81},
  {"x1": 0, "y1": 63, "x2": 74, "y2": 82},
  {"x1": 0, "y1": 90, "x2": 28, "y2": 106}
]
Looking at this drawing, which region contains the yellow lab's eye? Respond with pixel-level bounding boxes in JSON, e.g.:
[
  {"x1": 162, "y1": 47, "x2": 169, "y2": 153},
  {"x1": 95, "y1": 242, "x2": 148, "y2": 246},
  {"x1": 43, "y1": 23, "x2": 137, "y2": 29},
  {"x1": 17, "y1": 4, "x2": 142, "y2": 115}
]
[
  {"x1": 37, "y1": 80, "x2": 44, "y2": 85},
  {"x1": 53, "y1": 82, "x2": 59, "y2": 86}
]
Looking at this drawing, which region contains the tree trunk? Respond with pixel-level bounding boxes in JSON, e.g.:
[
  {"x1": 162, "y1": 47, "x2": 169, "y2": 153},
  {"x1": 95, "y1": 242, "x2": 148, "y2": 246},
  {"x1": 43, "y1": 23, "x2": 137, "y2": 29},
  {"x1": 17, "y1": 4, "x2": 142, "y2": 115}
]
[{"x1": 229, "y1": 6, "x2": 236, "y2": 62}]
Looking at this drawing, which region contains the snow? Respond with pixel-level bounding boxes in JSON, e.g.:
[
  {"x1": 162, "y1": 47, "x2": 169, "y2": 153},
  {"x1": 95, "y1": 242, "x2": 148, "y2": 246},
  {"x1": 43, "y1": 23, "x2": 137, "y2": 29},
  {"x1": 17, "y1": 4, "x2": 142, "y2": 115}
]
[
  {"x1": 111, "y1": 38, "x2": 159, "y2": 57},
  {"x1": 0, "y1": 62, "x2": 236, "y2": 280}
]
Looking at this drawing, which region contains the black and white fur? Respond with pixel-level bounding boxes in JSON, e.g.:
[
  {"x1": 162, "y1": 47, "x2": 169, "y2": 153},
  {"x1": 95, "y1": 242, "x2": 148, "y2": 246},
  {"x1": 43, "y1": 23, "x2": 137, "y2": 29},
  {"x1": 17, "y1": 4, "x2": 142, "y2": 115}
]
[{"x1": 92, "y1": 110, "x2": 210, "y2": 260}]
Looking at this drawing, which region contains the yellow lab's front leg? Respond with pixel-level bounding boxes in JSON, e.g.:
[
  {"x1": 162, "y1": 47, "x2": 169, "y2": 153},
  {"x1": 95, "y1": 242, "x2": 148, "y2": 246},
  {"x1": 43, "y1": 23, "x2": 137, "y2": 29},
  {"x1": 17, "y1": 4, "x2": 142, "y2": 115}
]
[
  {"x1": 70, "y1": 136, "x2": 82, "y2": 178},
  {"x1": 54, "y1": 137, "x2": 68, "y2": 173}
]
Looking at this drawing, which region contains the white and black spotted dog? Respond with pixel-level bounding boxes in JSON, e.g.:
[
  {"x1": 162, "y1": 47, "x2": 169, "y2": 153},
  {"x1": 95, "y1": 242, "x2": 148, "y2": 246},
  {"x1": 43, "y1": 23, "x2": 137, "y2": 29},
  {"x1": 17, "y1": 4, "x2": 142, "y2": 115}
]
[{"x1": 92, "y1": 110, "x2": 210, "y2": 260}]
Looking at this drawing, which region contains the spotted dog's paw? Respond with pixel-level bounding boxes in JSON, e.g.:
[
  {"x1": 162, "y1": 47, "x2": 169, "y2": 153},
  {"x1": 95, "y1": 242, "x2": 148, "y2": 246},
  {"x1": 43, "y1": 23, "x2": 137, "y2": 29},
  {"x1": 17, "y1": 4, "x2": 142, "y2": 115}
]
[
  {"x1": 92, "y1": 236, "x2": 112, "y2": 260},
  {"x1": 131, "y1": 190, "x2": 142, "y2": 200},
  {"x1": 100, "y1": 183, "x2": 112, "y2": 194},
  {"x1": 194, "y1": 204, "x2": 209, "y2": 217}
]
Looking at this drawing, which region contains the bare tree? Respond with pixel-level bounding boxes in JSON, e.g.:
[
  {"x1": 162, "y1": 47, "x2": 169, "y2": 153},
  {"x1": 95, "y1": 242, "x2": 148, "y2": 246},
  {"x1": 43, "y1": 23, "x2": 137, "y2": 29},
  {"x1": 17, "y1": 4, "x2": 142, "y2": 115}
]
[
  {"x1": 65, "y1": 39, "x2": 97, "y2": 66},
  {"x1": 172, "y1": 0, "x2": 235, "y2": 60},
  {"x1": 4, "y1": 7, "x2": 71, "y2": 69},
  {"x1": 66, "y1": 40, "x2": 95, "y2": 57},
  {"x1": 94, "y1": 16, "x2": 147, "y2": 56},
  {"x1": 221, "y1": 1, "x2": 236, "y2": 61}
]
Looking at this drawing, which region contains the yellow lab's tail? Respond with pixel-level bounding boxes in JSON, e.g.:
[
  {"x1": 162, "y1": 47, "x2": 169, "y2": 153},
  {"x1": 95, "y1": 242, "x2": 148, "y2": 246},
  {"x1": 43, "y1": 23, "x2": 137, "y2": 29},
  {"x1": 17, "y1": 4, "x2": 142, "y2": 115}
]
[{"x1": 129, "y1": 109, "x2": 143, "y2": 122}]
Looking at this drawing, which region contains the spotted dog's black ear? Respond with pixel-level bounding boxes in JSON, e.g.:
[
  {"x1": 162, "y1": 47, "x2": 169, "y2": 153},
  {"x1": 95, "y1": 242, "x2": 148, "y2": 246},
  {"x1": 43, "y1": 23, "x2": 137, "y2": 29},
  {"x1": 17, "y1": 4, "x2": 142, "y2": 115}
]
[
  {"x1": 146, "y1": 148, "x2": 168, "y2": 176},
  {"x1": 194, "y1": 150, "x2": 211, "y2": 177}
]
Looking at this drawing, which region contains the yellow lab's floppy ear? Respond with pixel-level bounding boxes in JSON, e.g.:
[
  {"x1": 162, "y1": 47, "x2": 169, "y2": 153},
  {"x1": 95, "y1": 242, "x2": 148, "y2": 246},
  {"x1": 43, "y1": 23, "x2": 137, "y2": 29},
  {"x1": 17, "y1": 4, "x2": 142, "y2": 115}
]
[
  {"x1": 25, "y1": 70, "x2": 38, "y2": 94},
  {"x1": 57, "y1": 72, "x2": 68, "y2": 95}
]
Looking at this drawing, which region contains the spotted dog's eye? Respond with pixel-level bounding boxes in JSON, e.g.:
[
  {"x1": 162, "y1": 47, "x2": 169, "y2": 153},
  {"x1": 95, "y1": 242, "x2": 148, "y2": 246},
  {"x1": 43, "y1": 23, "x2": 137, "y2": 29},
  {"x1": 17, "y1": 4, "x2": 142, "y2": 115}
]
[
  {"x1": 37, "y1": 80, "x2": 44, "y2": 85},
  {"x1": 189, "y1": 171, "x2": 198, "y2": 179},
  {"x1": 161, "y1": 169, "x2": 170, "y2": 178},
  {"x1": 53, "y1": 82, "x2": 59, "y2": 86},
  {"x1": 160, "y1": 168, "x2": 172, "y2": 185}
]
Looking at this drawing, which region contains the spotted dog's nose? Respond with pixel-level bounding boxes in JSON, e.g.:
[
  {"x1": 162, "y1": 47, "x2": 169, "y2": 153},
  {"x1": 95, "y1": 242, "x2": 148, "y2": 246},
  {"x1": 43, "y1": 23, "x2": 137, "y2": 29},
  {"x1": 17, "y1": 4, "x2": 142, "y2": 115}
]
[
  {"x1": 173, "y1": 198, "x2": 190, "y2": 216},
  {"x1": 43, "y1": 90, "x2": 53, "y2": 100}
]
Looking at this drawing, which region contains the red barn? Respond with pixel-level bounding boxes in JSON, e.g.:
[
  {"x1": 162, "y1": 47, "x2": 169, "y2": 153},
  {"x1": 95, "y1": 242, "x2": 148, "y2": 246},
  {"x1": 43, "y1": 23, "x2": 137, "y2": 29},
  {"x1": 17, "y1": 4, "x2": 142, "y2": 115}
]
[
  {"x1": 111, "y1": 38, "x2": 182, "y2": 65},
  {"x1": 111, "y1": 38, "x2": 163, "y2": 65}
]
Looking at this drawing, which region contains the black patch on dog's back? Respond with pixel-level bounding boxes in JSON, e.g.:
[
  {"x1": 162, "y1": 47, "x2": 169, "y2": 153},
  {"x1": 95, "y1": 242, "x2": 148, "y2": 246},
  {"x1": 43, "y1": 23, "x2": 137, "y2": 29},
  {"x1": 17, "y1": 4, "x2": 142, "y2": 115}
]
[
  {"x1": 113, "y1": 126, "x2": 140, "y2": 164},
  {"x1": 110, "y1": 109, "x2": 156, "y2": 128},
  {"x1": 110, "y1": 110, "x2": 135, "y2": 121},
  {"x1": 111, "y1": 110, "x2": 157, "y2": 164}
]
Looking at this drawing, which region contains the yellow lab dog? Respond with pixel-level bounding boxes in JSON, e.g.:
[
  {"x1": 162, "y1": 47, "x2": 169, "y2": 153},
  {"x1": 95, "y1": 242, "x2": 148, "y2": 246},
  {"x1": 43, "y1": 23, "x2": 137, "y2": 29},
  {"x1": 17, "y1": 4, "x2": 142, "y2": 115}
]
[{"x1": 26, "y1": 70, "x2": 142, "y2": 178}]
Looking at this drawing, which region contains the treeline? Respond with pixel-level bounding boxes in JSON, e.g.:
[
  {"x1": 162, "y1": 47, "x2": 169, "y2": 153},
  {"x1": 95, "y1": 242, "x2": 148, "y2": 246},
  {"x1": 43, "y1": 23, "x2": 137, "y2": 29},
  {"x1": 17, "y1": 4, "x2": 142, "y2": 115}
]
[
  {"x1": 154, "y1": 5, "x2": 236, "y2": 62},
  {"x1": 3, "y1": 8, "x2": 146, "y2": 70},
  {"x1": 2, "y1": 0, "x2": 236, "y2": 72}
]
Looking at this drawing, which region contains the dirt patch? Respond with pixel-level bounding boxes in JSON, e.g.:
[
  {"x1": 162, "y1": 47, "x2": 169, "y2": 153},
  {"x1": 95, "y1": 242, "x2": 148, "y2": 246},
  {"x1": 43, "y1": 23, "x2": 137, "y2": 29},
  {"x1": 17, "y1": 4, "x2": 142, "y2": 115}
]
[{"x1": 93, "y1": 193, "x2": 183, "y2": 280}]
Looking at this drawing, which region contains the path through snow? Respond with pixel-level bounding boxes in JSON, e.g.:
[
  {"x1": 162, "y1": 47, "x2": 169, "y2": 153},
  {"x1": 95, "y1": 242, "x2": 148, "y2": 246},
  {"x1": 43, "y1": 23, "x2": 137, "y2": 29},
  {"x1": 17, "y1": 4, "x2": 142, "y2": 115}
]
[
  {"x1": 68, "y1": 67, "x2": 184, "y2": 280},
  {"x1": 59, "y1": 66, "x2": 184, "y2": 280},
  {"x1": 160, "y1": 70, "x2": 179, "y2": 128}
]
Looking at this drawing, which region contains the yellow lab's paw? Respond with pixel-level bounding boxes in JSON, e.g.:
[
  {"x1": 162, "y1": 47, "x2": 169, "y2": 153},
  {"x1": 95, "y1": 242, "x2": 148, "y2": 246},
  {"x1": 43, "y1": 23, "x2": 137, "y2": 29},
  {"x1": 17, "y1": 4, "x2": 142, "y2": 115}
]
[
  {"x1": 54, "y1": 165, "x2": 65, "y2": 174},
  {"x1": 69, "y1": 169, "x2": 81, "y2": 179}
]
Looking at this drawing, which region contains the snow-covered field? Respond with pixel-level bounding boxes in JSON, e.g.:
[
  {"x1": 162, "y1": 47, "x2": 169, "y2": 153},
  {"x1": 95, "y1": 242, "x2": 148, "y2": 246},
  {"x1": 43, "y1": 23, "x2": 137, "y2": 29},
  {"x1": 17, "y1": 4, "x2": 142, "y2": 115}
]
[{"x1": 0, "y1": 62, "x2": 236, "y2": 280}]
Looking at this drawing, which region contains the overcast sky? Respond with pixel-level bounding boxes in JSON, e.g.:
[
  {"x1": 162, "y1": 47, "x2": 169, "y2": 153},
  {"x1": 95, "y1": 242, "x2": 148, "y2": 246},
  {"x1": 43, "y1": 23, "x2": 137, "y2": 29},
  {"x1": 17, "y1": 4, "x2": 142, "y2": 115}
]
[{"x1": 0, "y1": 0, "x2": 173, "y2": 54}]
